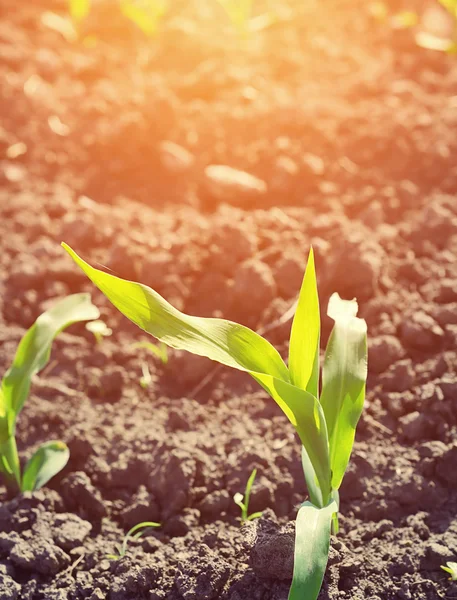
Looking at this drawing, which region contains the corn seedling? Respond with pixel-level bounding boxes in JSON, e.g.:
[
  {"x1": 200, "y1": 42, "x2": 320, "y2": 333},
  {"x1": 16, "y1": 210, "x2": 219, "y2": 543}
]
[
  {"x1": 86, "y1": 319, "x2": 113, "y2": 344},
  {"x1": 0, "y1": 294, "x2": 99, "y2": 493},
  {"x1": 63, "y1": 243, "x2": 367, "y2": 600},
  {"x1": 442, "y1": 562, "x2": 457, "y2": 580},
  {"x1": 131, "y1": 340, "x2": 168, "y2": 364},
  {"x1": 139, "y1": 361, "x2": 152, "y2": 388},
  {"x1": 107, "y1": 521, "x2": 160, "y2": 560},
  {"x1": 233, "y1": 468, "x2": 262, "y2": 523}
]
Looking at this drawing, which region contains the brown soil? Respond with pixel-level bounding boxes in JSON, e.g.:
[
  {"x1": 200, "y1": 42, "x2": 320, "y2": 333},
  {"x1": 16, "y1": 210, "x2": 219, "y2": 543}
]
[{"x1": 1, "y1": 0, "x2": 457, "y2": 598}]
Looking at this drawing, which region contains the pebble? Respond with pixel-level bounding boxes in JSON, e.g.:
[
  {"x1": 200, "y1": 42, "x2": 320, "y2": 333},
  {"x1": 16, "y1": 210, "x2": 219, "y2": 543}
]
[
  {"x1": 202, "y1": 165, "x2": 267, "y2": 207},
  {"x1": 400, "y1": 311, "x2": 445, "y2": 352}
]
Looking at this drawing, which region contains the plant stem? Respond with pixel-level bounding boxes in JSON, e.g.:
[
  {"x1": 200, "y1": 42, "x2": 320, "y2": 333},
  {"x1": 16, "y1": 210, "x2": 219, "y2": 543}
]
[{"x1": 0, "y1": 436, "x2": 21, "y2": 490}]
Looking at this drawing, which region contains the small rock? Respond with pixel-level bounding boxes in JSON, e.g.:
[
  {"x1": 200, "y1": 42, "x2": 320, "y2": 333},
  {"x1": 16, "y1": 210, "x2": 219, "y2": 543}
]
[
  {"x1": 202, "y1": 165, "x2": 267, "y2": 207},
  {"x1": 435, "y1": 444, "x2": 457, "y2": 486},
  {"x1": 399, "y1": 411, "x2": 429, "y2": 441},
  {"x1": 61, "y1": 472, "x2": 106, "y2": 519},
  {"x1": 248, "y1": 510, "x2": 294, "y2": 580},
  {"x1": 231, "y1": 259, "x2": 276, "y2": 324},
  {"x1": 164, "y1": 508, "x2": 200, "y2": 537},
  {"x1": 423, "y1": 542, "x2": 454, "y2": 570},
  {"x1": 10, "y1": 538, "x2": 70, "y2": 576},
  {"x1": 369, "y1": 335, "x2": 404, "y2": 374},
  {"x1": 121, "y1": 486, "x2": 160, "y2": 529},
  {"x1": 99, "y1": 366, "x2": 126, "y2": 402},
  {"x1": 274, "y1": 255, "x2": 305, "y2": 299},
  {"x1": 400, "y1": 312, "x2": 445, "y2": 352},
  {"x1": 199, "y1": 491, "x2": 230, "y2": 519},
  {"x1": 159, "y1": 141, "x2": 194, "y2": 174},
  {"x1": 148, "y1": 450, "x2": 196, "y2": 518},
  {"x1": 53, "y1": 514, "x2": 92, "y2": 551},
  {"x1": 382, "y1": 359, "x2": 415, "y2": 392}
]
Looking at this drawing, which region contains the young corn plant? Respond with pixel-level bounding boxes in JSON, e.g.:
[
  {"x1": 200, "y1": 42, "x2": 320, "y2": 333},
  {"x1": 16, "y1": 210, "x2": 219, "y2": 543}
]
[
  {"x1": 107, "y1": 521, "x2": 160, "y2": 560},
  {"x1": 442, "y1": 562, "x2": 457, "y2": 580},
  {"x1": 233, "y1": 468, "x2": 263, "y2": 524},
  {"x1": 0, "y1": 294, "x2": 99, "y2": 493},
  {"x1": 62, "y1": 243, "x2": 367, "y2": 600},
  {"x1": 86, "y1": 319, "x2": 113, "y2": 345}
]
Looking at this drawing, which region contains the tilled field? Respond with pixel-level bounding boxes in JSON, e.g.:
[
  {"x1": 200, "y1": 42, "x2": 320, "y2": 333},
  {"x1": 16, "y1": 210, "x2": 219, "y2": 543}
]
[{"x1": 1, "y1": 1, "x2": 457, "y2": 599}]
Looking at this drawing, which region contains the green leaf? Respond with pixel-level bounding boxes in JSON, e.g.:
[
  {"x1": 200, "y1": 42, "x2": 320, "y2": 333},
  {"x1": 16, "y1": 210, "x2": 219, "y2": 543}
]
[
  {"x1": 62, "y1": 244, "x2": 289, "y2": 380},
  {"x1": 288, "y1": 499, "x2": 337, "y2": 600},
  {"x1": 441, "y1": 562, "x2": 457, "y2": 580},
  {"x1": 70, "y1": 0, "x2": 91, "y2": 22},
  {"x1": 289, "y1": 247, "x2": 320, "y2": 398},
  {"x1": 0, "y1": 293, "x2": 99, "y2": 443},
  {"x1": 62, "y1": 244, "x2": 332, "y2": 500},
  {"x1": 21, "y1": 441, "x2": 70, "y2": 491},
  {"x1": 319, "y1": 294, "x2": 367, "y2": 490},
  {"x1": 253, "y1": 374, "x2": 331, "y2": 504}
]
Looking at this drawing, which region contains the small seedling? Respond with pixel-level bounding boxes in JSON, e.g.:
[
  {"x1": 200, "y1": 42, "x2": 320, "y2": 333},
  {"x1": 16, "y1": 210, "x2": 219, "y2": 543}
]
[
  {"x1": 107, "y1": 521, "x2": 160, "y2": 560},
  {"x1": 131, "y1": 341, "x2": 168, "y2": 365},
  {"x1": 442, "y1": 562, "x2": 457, "y2": 580},
  {"x1": 139, "y1": 361, "x2": 152, "y2": 389},
  {"x1": 63, "y1": 243, "x2": 367, "y2": 600},
  {"x1": 233, "y1": 468, "x2": 262, "y2": 523},
  {"x1": 86, "y1": 319, "x2": 112, "y2": 344},
  {"x1": 0, "y1": 294, "x2": 99, "y2": 493}
]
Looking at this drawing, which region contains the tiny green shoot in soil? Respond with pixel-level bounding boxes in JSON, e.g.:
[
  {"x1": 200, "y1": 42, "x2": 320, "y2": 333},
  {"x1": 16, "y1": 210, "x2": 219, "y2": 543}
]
[
  {"x1": 0, "y1": 294, "x2": 99, "y2": 493},
  {"x1": 107, "y1": 521, "x2": 160, "y2": 560},
  {"x1": 86, "y1": 319, "x2": 112, "y2": 344},
  {"x1": 63, "y1": 243, "x2": 367, "y2": 600},
  {"x1": 442, "y1": 562, "x2": 457, "y2": 580},
  {"x1": 233, "y1": 468, "x2": 263, "y2": 524}
]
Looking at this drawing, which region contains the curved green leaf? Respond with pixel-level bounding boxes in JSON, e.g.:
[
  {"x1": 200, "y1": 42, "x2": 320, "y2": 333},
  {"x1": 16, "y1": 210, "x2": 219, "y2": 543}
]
[
  {"x1": 288, "y1": 499, "x2": 337, "y2": 600},
  {"x1": 289, "y1": 247, "x2": 320, "y2": 398},
  {"x1": 62, "y1": 244, "x2": 289, "y2": 381},
  {"x1": 0, "y1": 293, "x2": 99, "y2": 443},
  {"x1": 21, "y1": 441, "x2": 70, "y2": 492},
  {"x1": 62, "y1": 244, "x2": 332, "y2": 499},
  {"x1": 319, "y1": 293, "x2": 367, "y2": 490}
]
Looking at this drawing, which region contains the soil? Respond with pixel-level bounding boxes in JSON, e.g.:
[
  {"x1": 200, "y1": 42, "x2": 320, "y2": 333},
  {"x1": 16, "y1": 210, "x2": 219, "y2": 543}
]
[{"x1": 1, "y1": 0, "x2": 457, "y2": 598}]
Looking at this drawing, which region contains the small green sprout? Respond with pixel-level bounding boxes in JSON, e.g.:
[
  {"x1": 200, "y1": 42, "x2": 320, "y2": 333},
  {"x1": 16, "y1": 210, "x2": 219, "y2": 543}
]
[
  {"x1": 233, "y1": 468, "x2": 263, "y2": 524},
  {"x1": 139, "y1": 361, "x2": 152, "y2": 389},
  {"x1": 62, "y1": 243, "x2": 367, "y2": 600},
  {"x1": 107, "y1": 521, "x2": 160, "y2": 560},
  {"x1": 442, "y1": 562, "x2": 457, "y2": 580},
  {"x1": 0, "y1": 294, "x2": 99, "y2": 493},
  {"x1": 85, "y1": 319, "x2": 112, "y2": 345},
  {"x1": 131, "y1": 341, "x2": 168, "y2": 365}
]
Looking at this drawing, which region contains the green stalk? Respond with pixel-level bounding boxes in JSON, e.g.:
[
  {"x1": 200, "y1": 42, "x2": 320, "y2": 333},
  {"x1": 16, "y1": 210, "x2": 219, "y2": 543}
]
[{"x1": 0, "y1": 436, "x2": 21, "y2": 490}]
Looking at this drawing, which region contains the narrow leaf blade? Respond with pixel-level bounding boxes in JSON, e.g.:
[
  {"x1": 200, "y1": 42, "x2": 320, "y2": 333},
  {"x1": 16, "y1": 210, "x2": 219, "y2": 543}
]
[
  {"x1": 288, "y1": 248, "x2": 320, "y2": 398},
  {"x1": 21, "y1": 441, "x2": 69, "y2": 492},
  {"x1": 62, "y1": 244, "x2": 289, "y2": 382},
  {"x1": 63, "y1": 245, "x2": 332, "y2": 499},
  {"x1": 319, "y1": 293, "x2": 367, "y2": 490},
  {"x1": 288, "y1": 500, "x2": 337, "y2": 600},
  {"x1": 1, "y1": 293, "x2": 99, "y2": 442}
]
